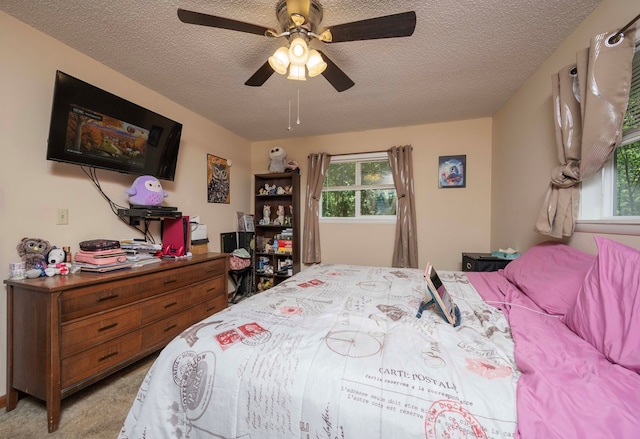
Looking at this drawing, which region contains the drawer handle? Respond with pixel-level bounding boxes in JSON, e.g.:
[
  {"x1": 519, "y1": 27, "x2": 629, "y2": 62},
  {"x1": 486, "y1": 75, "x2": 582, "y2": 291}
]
[
  {"x1": 206, "y1": 286, "x2": 219, "y2": 293},
  {"x1": 164, "y1": 278, "x2": 177, "y2": 285},
  {"x1": 98, "y1": 322, "x2": 118, "y2": 332},
  {"x1": 205, "y1": 265, "x2": 219, "y2": 273},
  {"x1": 164, "y1": 301, "x2": 178, "y2": 309},
  {"x1": 98, "y1": 294, "x2": 119, "y2": 302},
  {"x1": 164, "y1": 324, "x2": 178, "y2": 332},
  {"x1": 206, "y1": 304, "x2": 219, "y2": 312},
  {"x1": 98, "y1": 351, "x2": 118, "y2": 362}
]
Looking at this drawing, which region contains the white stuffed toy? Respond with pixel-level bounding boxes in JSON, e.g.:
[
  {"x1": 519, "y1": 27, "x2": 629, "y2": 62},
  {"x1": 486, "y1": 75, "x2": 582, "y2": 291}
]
[
  {"x1": 45, "y1": 247, "x2": 70, "y2": 276},
  {"x1": 268, "y1": 146, "x2": 287, "y2": 173}
]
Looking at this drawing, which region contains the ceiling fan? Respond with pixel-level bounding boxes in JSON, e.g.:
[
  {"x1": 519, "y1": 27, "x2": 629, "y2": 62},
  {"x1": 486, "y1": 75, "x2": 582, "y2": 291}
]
[{"x1": 177, "y1": 0, "x2": 416, "y2": 92}]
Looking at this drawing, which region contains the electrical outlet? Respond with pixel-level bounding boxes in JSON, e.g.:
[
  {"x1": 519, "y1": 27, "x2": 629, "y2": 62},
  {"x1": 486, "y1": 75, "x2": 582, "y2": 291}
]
[{"x1": 56, "y1": 208, "x2": 69, "y2": 225}]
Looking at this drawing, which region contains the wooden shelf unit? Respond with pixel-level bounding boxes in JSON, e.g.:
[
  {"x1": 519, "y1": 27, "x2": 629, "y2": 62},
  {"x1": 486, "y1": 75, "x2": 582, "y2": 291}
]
[
  {"x1": 253, "y1": 172, "x2": 300, "y2": 292},
  {"x1": 4, "y1": 253, "x2": 228, "y2": 432}
]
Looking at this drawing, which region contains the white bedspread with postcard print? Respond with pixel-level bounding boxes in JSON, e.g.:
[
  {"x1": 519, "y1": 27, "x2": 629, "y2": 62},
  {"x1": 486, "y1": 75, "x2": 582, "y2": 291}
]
[{"x1": 119, "y1": 264, "x2": 518, "y2": 439}]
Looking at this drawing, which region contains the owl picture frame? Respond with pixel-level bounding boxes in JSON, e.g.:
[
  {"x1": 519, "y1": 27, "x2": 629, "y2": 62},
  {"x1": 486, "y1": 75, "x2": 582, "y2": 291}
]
[
  {"x1": 438, "y1": 155, "x2": 466, "y2": 188},
  {"x1": 207, "y1": 154, "x2": 231, "y2": 203}
]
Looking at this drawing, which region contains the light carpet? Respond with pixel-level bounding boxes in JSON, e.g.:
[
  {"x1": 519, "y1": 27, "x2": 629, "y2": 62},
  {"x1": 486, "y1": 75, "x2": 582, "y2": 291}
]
[{"x1": 0, "y1": 353, "x2": 157, "y2": 439}]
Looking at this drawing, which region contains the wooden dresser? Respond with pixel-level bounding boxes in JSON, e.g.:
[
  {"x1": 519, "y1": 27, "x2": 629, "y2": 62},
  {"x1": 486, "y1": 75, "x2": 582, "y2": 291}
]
[{"x1": 4, "y1": 253, "x2": 228, "y2": 433}]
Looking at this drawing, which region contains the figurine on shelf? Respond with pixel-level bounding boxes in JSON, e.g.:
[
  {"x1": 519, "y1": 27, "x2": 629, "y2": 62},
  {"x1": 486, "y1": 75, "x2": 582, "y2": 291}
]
[
  {"x1": 284, "y1": 185, "x2": 293, "y2": 194},
  {"x1": 265, "y1": 183, "x2": 276, "y2": 195},
  {"x1": 276, "y1": 186, "x2": 286, "y2": 195},
  {"x1": 274, "y1": 205, "x2": 285, "y2": 225},
  {"x1": 262, "y1": 204, "x2": 271, "y2": 224}
]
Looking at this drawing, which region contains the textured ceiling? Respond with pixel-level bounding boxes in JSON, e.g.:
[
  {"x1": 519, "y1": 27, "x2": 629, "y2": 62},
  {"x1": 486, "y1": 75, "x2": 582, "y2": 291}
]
[{"x1": 0, "y1": 0, "x2": 601, "y2": 141}]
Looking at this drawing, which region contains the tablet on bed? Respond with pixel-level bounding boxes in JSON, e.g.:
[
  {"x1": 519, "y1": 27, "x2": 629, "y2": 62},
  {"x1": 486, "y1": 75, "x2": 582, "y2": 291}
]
[{"x1": 422, "y1": 262, "x2": 461, "y2": 326}]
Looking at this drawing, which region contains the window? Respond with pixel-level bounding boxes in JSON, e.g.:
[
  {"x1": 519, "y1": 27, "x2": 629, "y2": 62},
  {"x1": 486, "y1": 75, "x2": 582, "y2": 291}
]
[
  {"x1": 321, "y1": 152, "x2": 397, "y2": 222},
  {"x1": 579, "y1": 39, "x2": 640, "y2": 232}
]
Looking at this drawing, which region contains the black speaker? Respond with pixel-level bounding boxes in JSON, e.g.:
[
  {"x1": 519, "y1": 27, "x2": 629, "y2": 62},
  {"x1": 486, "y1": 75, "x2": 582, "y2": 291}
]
[{"x1": 220, "y1": 232, "x2": 237, "y2": 253}]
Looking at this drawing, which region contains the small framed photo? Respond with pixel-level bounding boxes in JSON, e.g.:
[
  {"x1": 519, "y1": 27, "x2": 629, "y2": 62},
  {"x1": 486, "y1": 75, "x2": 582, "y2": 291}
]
[
  {"x1": 243, "y1": 214, "x2": 255, "y2": 232},
  {"x1": 438, "y1": 155, "x2": 466, "y2": 188},
  {"x1": 236, "y1": 212, "x2": 255, "y2": 232}
]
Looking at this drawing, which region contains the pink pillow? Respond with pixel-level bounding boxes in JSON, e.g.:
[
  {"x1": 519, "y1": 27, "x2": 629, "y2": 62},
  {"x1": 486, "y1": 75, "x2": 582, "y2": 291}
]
[
  {"x1": 564, "y1": 237, "x2": 640, "y2": 372},
  {"x1": 502, "y1": 241, "x2": 595, "y2": 315}
]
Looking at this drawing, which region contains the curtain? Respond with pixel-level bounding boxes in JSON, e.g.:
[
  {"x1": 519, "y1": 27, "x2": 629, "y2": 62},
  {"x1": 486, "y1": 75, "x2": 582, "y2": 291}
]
[
  {"x1": 302, "y1": 153, "x2": 331, "y2": 264},
  {"x1": 535, "y1": 28, "x2": 636, "y2": 238},
  {"x1": 388, "y1": 145, "x2": 418, "y2": 268}
]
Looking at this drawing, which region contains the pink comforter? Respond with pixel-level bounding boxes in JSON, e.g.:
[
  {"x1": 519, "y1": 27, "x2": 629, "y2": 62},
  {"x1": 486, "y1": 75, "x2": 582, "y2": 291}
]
[{"x1": 468, "y1": 271, "x2": 640, "y2": 439}]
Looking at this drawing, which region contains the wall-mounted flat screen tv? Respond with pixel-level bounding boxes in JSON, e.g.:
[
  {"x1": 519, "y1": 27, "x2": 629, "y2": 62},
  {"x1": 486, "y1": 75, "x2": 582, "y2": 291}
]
[{"x1": 46, "y1": 71, "x2": 182, "y2": 181}]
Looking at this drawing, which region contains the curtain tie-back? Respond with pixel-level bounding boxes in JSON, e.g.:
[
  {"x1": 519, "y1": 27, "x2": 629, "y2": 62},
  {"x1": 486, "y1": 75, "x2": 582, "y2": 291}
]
[{"x1": 550, "y1": 160, "x2": 580, "y2": 188}]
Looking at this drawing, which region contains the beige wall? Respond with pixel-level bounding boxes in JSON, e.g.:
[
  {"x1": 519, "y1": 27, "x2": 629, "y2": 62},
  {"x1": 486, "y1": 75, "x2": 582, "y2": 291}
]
[
  {"x1": 0, "y1": 12, "x2": 252, "y2": 395},
  {"x1": 491, "y1": 0, "x2": 640, "y2": 254},
  {"x1": 252, "y1": 118, "x2": 494, "y2": 271}
]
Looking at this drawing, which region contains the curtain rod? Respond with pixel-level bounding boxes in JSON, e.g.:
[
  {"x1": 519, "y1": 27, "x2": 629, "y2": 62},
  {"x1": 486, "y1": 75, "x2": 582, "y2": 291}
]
[
  {"x1": 609, "y1": 12, "x2": 640, "y2": 44},
  {"x1": 308, "y1": 146, "x2": 412, "y2": 158}
]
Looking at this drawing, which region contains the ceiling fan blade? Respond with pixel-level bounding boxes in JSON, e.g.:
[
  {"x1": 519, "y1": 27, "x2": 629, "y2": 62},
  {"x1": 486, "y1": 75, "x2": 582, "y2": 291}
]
[
  {"x1": 321, "y1": 11, "x2": 416, "y2": 43},
  {"x1": 286, "y1": 0, "x2": 310, "y2": 24},
  {"x1": 245, "y1": 61, "x2": 275, "y2": 87},
  {"x1": 317, "y1": 51, "x2": 354, "y2": 92},
  {"x1": 177, "y1": 8, "x2": 276, "y2": 37}
]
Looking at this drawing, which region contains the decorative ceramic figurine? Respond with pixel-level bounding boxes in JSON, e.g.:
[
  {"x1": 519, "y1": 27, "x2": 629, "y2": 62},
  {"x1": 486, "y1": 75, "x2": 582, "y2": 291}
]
[{"x1": 263, "y1": 204, "x2": 271, "y2": 224}]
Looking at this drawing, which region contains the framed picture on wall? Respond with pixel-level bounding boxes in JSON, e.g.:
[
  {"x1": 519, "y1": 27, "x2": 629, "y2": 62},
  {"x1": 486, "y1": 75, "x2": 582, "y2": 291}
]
[
  {"x1": 438, "y1": 155, "x2": 466, "y2": 188},
  {"x1": 207, "y1": 154, "x2": 231, "y2": 203}
]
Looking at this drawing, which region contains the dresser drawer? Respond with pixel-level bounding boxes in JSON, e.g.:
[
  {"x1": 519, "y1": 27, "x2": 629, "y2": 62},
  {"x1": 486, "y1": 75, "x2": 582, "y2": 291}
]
[
  {"x1": 61, "y1": 306, "x2": 142, "y2": 358},
  {"x1": 61, "y1": 331, "x2": 141, "y2": 388},
  {"x1": 61, "y1": 276, "x2": 155, "y2": 321},
  {"x1": 141, "y1": 307, "x2": 196, "y2": 349},
  {"x1": 200, "y1": 293, "x2": 228, "y2": 318},
  {"x1": 140, "y1": 287, "x2": 193, "y2": 325},
  {"x1": 190, "y1": 276, "x2": 226, "y2": 303},
  {"x1": 183, "y1": 295, "x2": 228, "y2": 327},
  {"x1": 193, "y1": 257, "x2": 226, "y2": 279}
]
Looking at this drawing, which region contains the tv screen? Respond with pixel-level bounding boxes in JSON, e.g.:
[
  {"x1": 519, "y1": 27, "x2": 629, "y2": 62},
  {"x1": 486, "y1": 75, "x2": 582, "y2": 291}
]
[{"x1": 46, "y1": 71, "x2": 182, "y2": 181}]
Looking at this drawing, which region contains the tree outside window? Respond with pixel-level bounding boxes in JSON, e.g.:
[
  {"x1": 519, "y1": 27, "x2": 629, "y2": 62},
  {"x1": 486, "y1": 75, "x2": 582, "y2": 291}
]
[
  {"x1": 321, "y1": 154, "x2": 397, "y2": 220},
  {"x1": 614, "y1": 47, "x2": 640, "y2": 216}
]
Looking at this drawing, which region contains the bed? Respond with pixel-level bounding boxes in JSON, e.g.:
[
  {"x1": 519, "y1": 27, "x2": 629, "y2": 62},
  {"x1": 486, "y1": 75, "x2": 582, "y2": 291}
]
[{"x1": 118, "y1": 237, "x2": 640, "y2": 439}]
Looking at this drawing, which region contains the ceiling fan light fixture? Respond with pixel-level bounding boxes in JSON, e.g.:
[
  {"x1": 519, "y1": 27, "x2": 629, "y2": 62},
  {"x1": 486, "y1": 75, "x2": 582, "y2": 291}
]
[
  {"x1": 287, "y1": 64, "x2": 307, "y2": 81},
  {"x1": 306, "y1": 49, "x2": 327, "y2": 77},
  {"x1": 268, "y1": 46, "x2": 290, "y2": 75},
  {"x1": 288, "y1": 36, "x2": 309, "y2": 65}
]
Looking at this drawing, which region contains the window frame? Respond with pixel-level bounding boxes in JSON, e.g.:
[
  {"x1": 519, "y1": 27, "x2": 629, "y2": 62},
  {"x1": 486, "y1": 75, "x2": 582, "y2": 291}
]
[
  {"x1": 320, "y1": 152, "x2": 397, "y2": 224},
  {"x1": 577, "y1": 36, "x2": 640, "y2": 235}
]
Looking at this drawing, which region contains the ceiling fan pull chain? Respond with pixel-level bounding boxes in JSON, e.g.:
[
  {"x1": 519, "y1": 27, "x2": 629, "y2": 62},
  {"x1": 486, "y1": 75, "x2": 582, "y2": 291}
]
[
  {"x1": 297, "y1": 89, "x2": 301, "y2": 125},
  {"x1": 287, "y1": 100, "x2": 293, "y2": 131}
]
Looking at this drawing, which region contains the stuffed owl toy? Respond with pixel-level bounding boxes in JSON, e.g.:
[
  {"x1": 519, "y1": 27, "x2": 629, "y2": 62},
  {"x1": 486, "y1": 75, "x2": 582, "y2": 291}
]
[
  {"x1": 17, "y1": 237, "x2": 51, "y2": 277},
  {"x1": 268, "y1": 146, "x2": 287, "y2": 173},
  {"x1": 125, "y1": 175, "x2": 168, "y2": 206}
]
